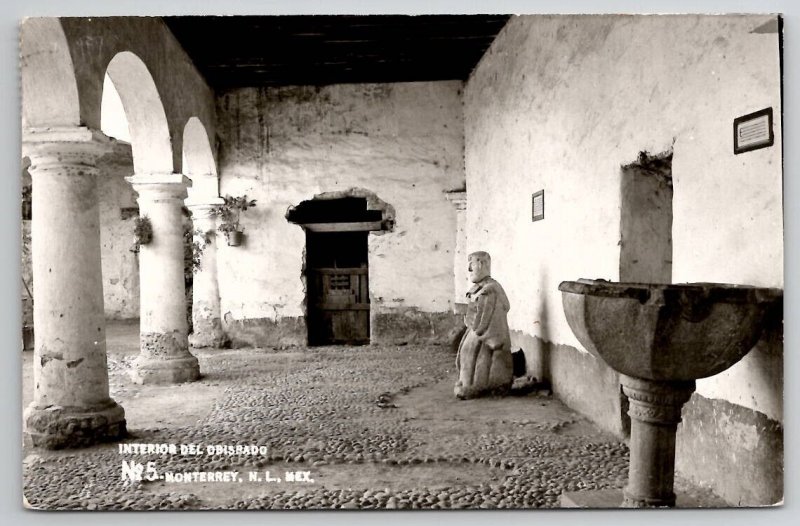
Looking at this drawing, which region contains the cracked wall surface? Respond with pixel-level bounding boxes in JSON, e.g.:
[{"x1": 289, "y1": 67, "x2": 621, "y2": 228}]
[{"x1": 216, "y1": 82, "x2": 465, "y2": 343}]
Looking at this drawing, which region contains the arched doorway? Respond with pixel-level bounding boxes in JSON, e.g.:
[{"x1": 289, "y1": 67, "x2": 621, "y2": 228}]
[{"x1": 287, "y1": 191, "x2": 394, "y2": 345}]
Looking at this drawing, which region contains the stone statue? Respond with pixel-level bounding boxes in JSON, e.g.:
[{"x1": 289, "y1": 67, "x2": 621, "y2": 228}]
[{"x1": 454, "y1": 251, "x2": 514, "y2": 399}]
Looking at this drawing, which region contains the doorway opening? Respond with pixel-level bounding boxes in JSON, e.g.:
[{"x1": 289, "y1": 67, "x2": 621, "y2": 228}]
[
  {"x1": 306, "y1": 230, "x2": 369, "y2": 345},
  {"x1": 288, "y1": 195, "x2": 389, "y2": 346}
]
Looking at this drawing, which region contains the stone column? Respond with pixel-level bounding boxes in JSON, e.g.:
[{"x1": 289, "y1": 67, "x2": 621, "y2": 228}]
[
  {"x1": 22, "y1": 127, "x2": 126, "y2": 448},
  {"x1": 126, "y1": 174, "x2": 200, "y2": 384},
  {"x1": 445, "y1": 190, "x2": 468, "y2": 313},
  {"x1": 620, "y1": 375, "x2": 696, "y2": 508},
  {"x1": 186, "y1": 198, "x2": 227, "y2": 348}
]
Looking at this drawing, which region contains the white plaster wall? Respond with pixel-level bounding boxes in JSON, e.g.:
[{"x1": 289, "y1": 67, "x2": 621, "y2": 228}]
[
  {"x1": 97, "y1": 141, "x2": 140, "y2": 319},
  {"x1": 452, "y1": 205, "x2": 469, "y2": 304},
  {"x1": 465, "y1": 15, "x2": 782, "y2": 418},
  {"x1": 216, "y1": 82, "x2": 464, "y2": 321}
]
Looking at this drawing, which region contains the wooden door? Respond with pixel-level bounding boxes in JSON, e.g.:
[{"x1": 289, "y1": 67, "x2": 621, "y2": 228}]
[
  {"x1": 306, "y1": 230, "x2": 370, "y2": 345},
  {"x1": 308, "y1": 268, "x2": 369, "y2": 345}
]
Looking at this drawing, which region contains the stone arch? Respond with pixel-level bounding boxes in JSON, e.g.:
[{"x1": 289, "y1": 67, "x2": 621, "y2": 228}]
[
  {"x1": 182, "y1": 117, "x2": 218, "y2": 200},
  {"x1": 100, "y1": 73, "x2": 130, "y2": 142},
  {"x1": 104, "y1": 51, "x2": 172, "y2": 174},
  {"x1": 20, "y1": 18, "x2": 81, "y2": 128}
]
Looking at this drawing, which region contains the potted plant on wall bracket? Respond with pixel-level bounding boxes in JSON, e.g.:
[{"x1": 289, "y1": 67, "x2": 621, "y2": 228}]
[
  {"x1": 130, "y1": 215, "x2": 153, "y2": 253},
  {"x1": 215, "y1": 194, "x2": 257, "y2": 247}
]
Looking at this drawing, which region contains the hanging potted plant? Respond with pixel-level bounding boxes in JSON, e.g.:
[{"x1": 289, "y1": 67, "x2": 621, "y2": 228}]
[
  {"x1": 130, "y1": 215, "x2": 153, "y2": 253},
  {"x1": 215, "y1": 194, "x2": 257, "y2": 247}
]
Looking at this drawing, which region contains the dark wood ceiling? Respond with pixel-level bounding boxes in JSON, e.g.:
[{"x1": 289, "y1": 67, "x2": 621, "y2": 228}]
[{"x1": 163, "y1": 15, "x2": 510, "y2": 90}]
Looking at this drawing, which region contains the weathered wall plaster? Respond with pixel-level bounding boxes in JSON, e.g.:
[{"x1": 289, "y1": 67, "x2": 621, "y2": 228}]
[
  {"x1": 619, "y1": 157, "x2": 673, "y2": 284},
  {"x1": 97, "y1": 141, "x2": 140, "y2": 319},
  {"x1": 216, "y1": 82, "x2": 465, "y2": 346},
  {"x1": 465, "y1": 14, "x2": 782, "y2": 504},
  {"x1": 676, "y1": 393, "x2": 783, "y2": 505},
  {"x1": 21, "y1": 140, "x2": 140, "y2": 320}
]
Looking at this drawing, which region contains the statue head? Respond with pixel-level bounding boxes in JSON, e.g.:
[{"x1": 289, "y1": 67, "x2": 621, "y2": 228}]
[{"x1": 468, "y1": 251, "x2": 491, "y2": 283}]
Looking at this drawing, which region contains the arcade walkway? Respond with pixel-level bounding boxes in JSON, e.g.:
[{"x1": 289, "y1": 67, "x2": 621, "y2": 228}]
[{"x1": 22, "y1": 320, "x2": 724, "y2": 510}]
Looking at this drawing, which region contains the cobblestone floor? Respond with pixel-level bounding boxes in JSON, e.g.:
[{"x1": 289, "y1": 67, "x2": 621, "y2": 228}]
[{"x1": 22, "y1": 321, "x2": 725, "y2": 510}]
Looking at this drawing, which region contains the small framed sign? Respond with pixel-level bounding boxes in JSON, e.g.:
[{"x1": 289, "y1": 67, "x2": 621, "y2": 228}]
[
  {"x1": 532, "y1": 190, "x2": 544, "y2": 222},
  {"x1": 734, "y1": 107, "x2": 774, "y2": 154}
]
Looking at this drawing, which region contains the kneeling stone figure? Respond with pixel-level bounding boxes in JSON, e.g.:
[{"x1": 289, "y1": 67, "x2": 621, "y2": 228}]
[{"x1": 455, "y1": 251, "x2": 514, "y2": 399}]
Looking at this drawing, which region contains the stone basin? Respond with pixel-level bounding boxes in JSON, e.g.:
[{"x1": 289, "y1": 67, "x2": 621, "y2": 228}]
[
  {"x1": 558, "y1": 279, "x2": 781, "y2": 382},
  {"x1": 558, "y1": 278, "x2": 781, "y2": 508}
]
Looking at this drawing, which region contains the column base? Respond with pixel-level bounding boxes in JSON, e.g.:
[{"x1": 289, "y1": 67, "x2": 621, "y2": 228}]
[
  {"x1": 130, "y1": 355, "x2": 200, "y2": 385},
  {"x1": 189, "y1": 318, "x2": 229, "y2": 349},
  {"x1": 24, "y1": 400, "x2": 126, "y2": 449}
]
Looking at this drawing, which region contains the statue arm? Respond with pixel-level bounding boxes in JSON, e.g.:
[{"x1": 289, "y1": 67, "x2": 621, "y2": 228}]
[{"x1": 473, "y1": 291, "x2": 496, "y2": 338}]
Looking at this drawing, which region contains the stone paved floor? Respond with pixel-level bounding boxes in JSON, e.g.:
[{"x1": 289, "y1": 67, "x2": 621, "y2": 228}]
[{"x1": 22, "y1": 320, "x2": 725, "y2": 510}]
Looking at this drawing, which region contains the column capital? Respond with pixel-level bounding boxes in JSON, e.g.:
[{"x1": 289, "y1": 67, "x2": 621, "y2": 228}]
[
  {"x1": 186, "y1": 198, "x2": 224, "y2": 221},
  {"x1": 444, "y1": 190, "x2": 467, "y2": 210},
  {"x1": 23, "y1": 126, "x2": 113, "y2": 174},
  {"x1": 126, "y1": 172, "x2": 191, "y2": 186},
  {"x1": 185, "y1": 196, "x2": 225, "y2": 209},
  {"x1": 126, "y1": 174, "x2": 192, "y2": 201},
  {"x1": 23, "y1": 126, "x2": 111, "y2": 146}
]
